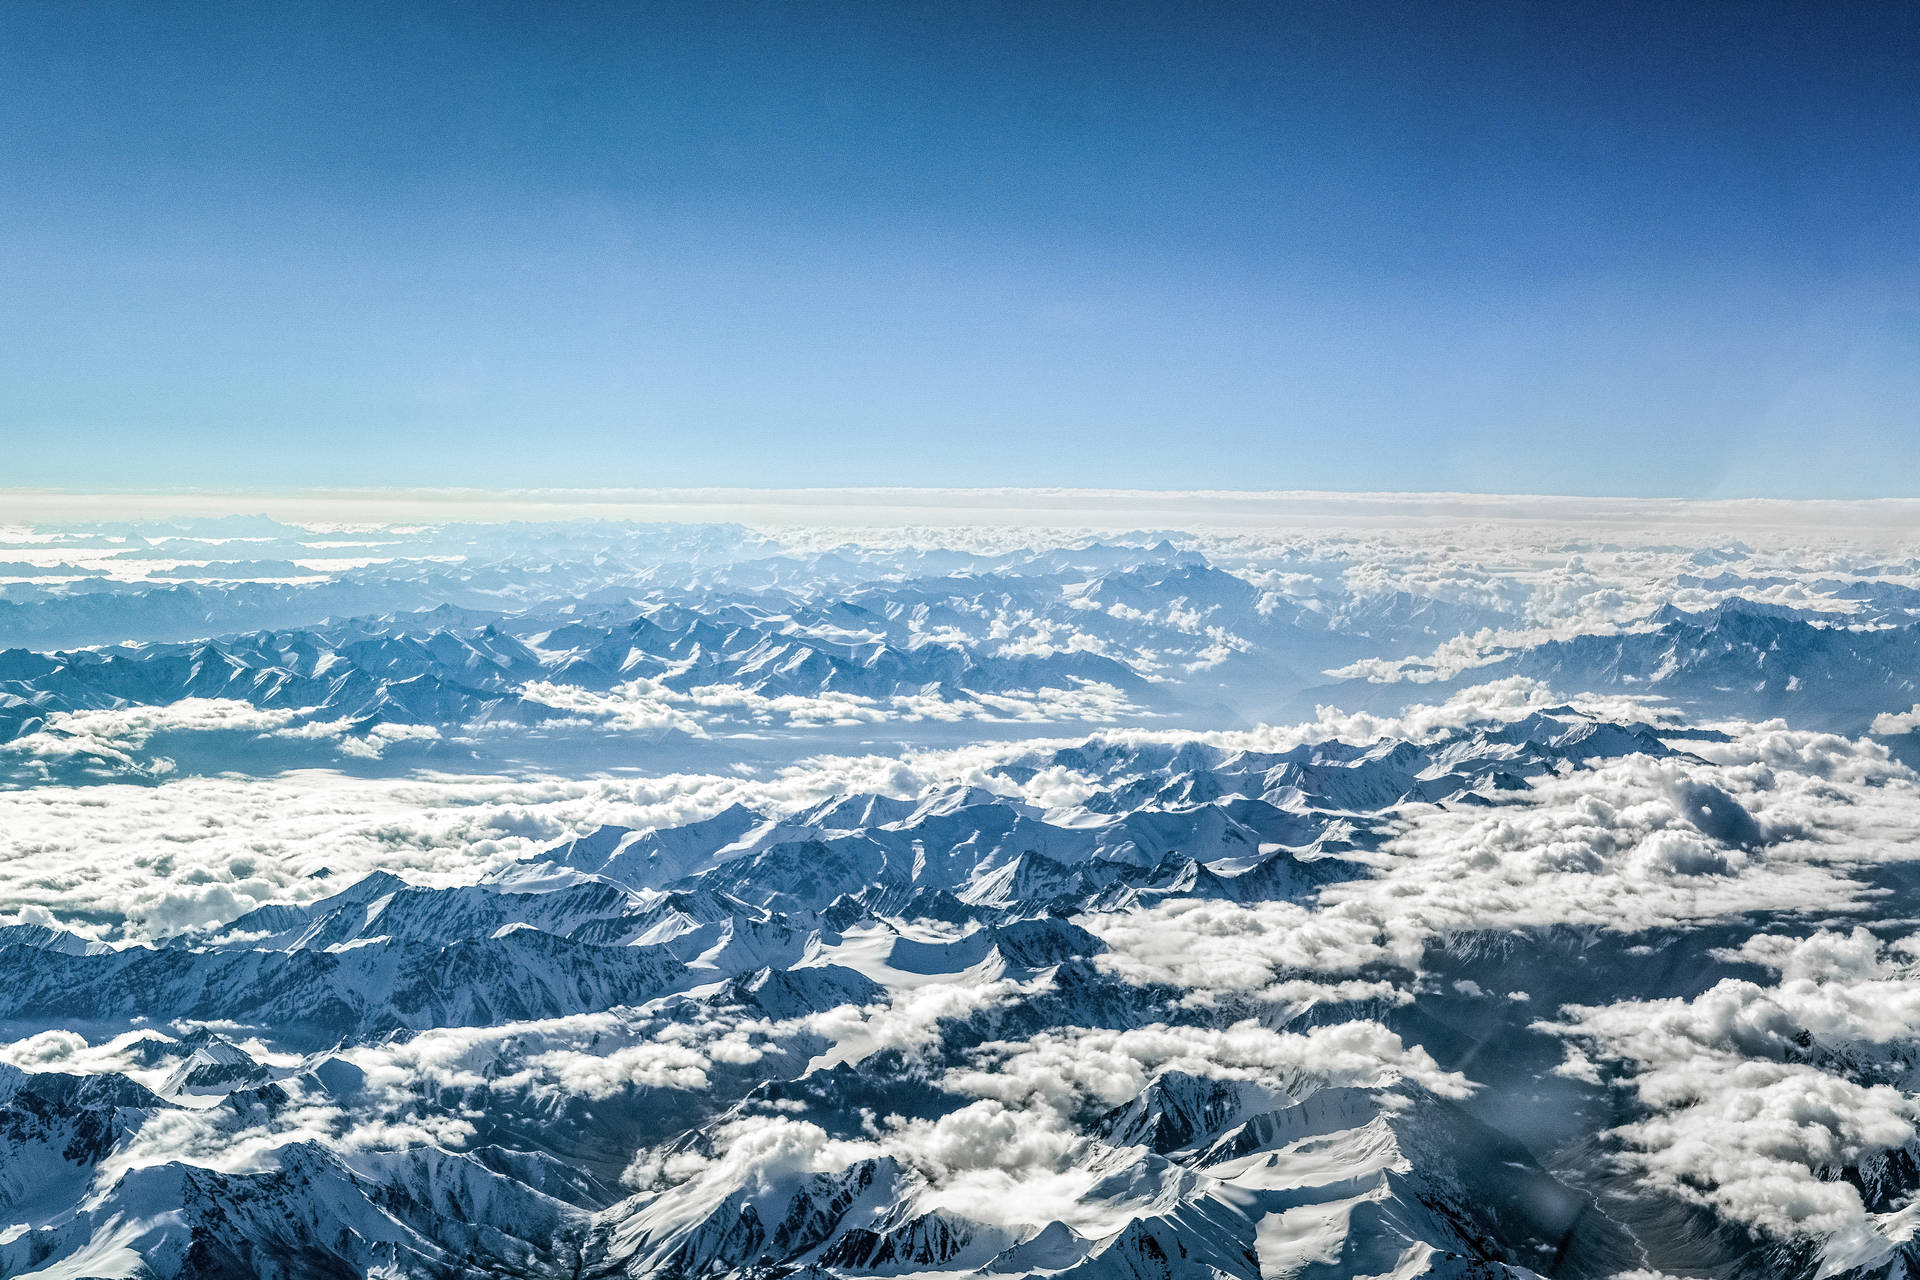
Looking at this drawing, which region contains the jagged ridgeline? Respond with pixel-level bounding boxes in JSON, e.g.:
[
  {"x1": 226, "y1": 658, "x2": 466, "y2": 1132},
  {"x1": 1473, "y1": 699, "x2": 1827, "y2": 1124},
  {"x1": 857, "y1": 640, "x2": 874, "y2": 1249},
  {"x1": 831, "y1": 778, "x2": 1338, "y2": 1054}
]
[{"x1": 3, "y1": 517, "x2": 1920, "y2": 1278}]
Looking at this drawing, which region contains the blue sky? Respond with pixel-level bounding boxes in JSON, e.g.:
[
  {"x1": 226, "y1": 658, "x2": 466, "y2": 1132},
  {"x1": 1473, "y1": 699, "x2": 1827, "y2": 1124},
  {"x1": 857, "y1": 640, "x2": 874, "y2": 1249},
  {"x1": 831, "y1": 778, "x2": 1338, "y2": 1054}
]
[{"x1": 3, "y1": 0, "x2": 1916, "y2": 496}]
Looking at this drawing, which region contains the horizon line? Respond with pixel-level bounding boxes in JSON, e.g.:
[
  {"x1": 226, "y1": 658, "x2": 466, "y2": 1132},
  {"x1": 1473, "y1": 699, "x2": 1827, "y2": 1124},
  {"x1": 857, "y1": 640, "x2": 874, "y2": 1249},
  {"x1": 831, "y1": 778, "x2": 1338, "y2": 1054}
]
[{"x1": 5, "y1": 485, "x2": 1920, "y2": 534}]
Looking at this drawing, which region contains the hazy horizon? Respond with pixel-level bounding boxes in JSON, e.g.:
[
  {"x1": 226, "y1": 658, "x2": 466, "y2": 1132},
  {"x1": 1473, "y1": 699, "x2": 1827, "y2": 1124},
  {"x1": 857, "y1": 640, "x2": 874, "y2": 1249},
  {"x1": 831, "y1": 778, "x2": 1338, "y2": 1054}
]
[{"x1": 8, "y1": 483, "x2": 1920, "y2": 535}]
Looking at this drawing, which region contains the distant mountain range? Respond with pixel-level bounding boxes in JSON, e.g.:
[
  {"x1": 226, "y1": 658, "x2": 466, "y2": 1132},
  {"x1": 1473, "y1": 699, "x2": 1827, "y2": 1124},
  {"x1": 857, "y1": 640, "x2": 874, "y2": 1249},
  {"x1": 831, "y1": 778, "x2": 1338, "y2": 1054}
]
[{"x1": 4, "y1": 517, "x2": 1920, "y2": 1278}]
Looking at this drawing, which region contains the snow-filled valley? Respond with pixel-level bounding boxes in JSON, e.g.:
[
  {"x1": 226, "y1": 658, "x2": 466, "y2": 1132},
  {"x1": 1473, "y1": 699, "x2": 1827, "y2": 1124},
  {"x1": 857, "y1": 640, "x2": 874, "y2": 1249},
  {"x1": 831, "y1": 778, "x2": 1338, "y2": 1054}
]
[{"x1": 6, "y1": 499, "x2": 1920, "y2": 1279}]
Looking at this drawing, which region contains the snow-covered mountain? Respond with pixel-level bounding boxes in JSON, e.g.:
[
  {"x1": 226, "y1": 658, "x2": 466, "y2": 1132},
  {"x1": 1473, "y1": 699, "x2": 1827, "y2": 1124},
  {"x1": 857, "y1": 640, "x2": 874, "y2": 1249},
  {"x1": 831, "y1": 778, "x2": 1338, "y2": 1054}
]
[{"x1": 5, "y1": 514, "x2": 1920, "y2": 1278}]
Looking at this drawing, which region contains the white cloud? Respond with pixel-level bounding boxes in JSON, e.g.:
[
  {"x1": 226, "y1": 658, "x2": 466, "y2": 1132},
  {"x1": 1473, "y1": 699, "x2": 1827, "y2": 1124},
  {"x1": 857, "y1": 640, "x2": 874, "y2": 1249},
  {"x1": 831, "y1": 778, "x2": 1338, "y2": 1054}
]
[
  {"x1": 945, "y1": 1018, "x2": 1469, "y2": 1113},
  {"x1": 1872, "y1": 704, "x2": 1920, "y2": 736},
  {"x1": 2, "y1": 700, "x2": 304, "y2": 769},
  {"x1": 519, "y1": 678, "x2": 707, "y2": 736},
  {"x1": 1541, "y1": 928, "x2": 1920, "y2": 1270}
]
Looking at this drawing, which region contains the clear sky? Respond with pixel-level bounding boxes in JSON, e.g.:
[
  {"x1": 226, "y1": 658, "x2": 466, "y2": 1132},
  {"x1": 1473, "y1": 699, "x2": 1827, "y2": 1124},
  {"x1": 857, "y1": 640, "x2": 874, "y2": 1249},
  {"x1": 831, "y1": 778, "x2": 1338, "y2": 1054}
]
[{"x1": 3, "y1": 0, "x2": 1916, "y2": 497}]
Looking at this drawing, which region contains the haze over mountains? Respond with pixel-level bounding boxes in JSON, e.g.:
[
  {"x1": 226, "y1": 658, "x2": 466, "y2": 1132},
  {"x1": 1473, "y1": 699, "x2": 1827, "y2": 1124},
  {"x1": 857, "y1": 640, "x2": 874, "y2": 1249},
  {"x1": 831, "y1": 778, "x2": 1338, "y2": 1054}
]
[{"x1": 4, "y1": 501, "x2": 1920, "y2": 1279}]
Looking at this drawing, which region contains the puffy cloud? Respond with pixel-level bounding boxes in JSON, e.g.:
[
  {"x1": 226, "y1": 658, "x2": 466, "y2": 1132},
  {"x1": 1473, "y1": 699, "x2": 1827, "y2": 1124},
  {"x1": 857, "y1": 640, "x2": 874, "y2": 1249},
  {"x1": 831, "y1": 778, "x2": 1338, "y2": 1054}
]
[
  {"x1": 945, "y1": 1018, "x2": 1469, "y2": 1113},
  {"x1": 2, "y1": 700, "x2": 305, "y2": 769},
  {"x1": 320, "y1": 720, "x2": 445, "y2": 759},
  {"x1": 1542, "y1": 929, "x2": 1920, "y2": 1269},
  {"x1": 1324, "y1": 627, "x2": 1558, "y2": 685},
  {"x1": 100, "y1": 1084, "x2": 360, "y2": 1180},
  {"x1": 801, "y1": 975, "x2": 1041, "y2": 1069},
  {"x1": 329, "y1": 968, "x2": 1042, "y2": 1120},
  {"x1": 620, "y1": 1111, "x2": 885, "y2": 1208},
  {"x1": 0, "y1": 770, "x2": 760, "y2": 939},
  {"x1": 871, "y1": 1100, "x2": 1118, "y2": 1234},
  {"x1": 1087, "y1": 897, "x2": 1407, "y2": 1002},
  {"x1": 1314, "y1": 741, "x2": 1920, "y2": 943},
  {"x1": 623, "y1": 1013, "x2": 1466, "y2": 1240},
  {"x1": 0, "y1": 1028, "x2": 170, "y2": 1084},
  {"x1": 1082, "y1": 721, "x2": 1920, "y2": 1058},
  {"x1": 519, "y1": 678, "x2": 707, "y2": 736},
  {"x1": 0, "y1": 739, "x2": 1086, "y2": 939},
  {"x1": 2, "y1": 700, "x2": 464, "y2": 773},
  {"x1": 340, "y1": 1005, "x2": 796, "y2": 1108},
  {"x1": 1872, "y1": 704, "x2": 1920, "y2": 736}
]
